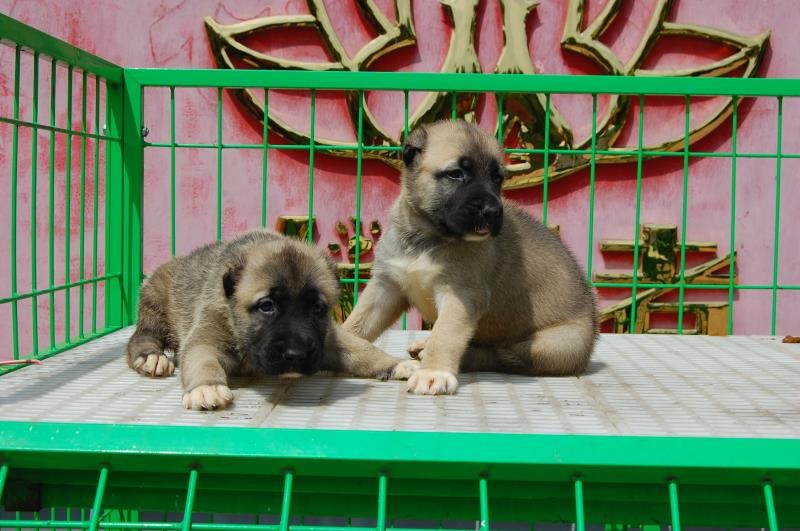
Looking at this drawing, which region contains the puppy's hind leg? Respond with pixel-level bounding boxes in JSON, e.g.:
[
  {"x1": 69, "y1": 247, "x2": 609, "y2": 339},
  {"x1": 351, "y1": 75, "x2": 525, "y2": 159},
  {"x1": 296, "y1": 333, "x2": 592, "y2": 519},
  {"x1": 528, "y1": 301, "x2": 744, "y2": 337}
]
[
  {"x1": 504, "y1": 319, "x2": 597, "y2": 376},
  {"x1": 461, "y1": 318, "x2": 596, "y2": 376},
  {"x1": 126, "y1": 280, "x2": 175, "y2": 377}
]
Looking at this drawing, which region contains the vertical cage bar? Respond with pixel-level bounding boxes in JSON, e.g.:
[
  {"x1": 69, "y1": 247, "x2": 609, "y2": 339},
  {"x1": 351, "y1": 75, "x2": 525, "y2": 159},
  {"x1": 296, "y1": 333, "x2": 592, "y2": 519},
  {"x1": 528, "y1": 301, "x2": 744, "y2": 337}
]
[
  {"x1": 586, "y1": 94, "x2": 598, "y2": 285},
  {"x1": 120, "y1": 76, "x2": 144, "y2": 323},
  {"x1": 30, "y1": 52, "x2": 41, "y2": 357},
  {"x1": 87, "y1": 466, "x2": 109, "y2": 531},
  {"x1": 727, "y1": 96, "x2": 738, "y2": 334},
  {"x1": 216, "y1": 87, "x2": 223, "y2": 241},
  {"x1": 542, "y1": 93, "x2": 551, "y2": 225},
  {"x1": 377, "y1": 473, "x2": 388, "y2": 531},
  {"x1": 401, "y1": 89, "x2": 410, "y2": 330},
  {"x1": 279, "y1": 470, "x2": 294, "y2": 531},
  {"x1": 307, "y1": 89, "x2": 316, "y2": 244},
  {"x1": 170, "y1": 86, "x2": 176, "y2": 256},
  {"x1": 47, "y1": 59, "x2": 57, "y2": 349},
  {"x1": 78, "y1": 70, "x2": 88, "y2": 338},
  {"x1": 261, "y1": 88, "x2": 269, "y2": 228},
  {"x1": 0, "y1": 463, "x2": 8, "y2": 502},
  {"x1": 478, "y1": 476, "x2": 489, "y2": 531},
  {"x1": 9, "y1": 46, "x2": 21, "y2": 360},
  {"x1": 64, "y1": 65, "x2": 74, "y2": 342},
  {"x1": 91, "y1": 75, "x2": 101, "y2": 334},
  {"x1": 574, "y1": 477, "x2": 585, "y2": 531},
  {"x1": 497, "y1": 93, "x2": 504, "y2": 143},
  {"x1": 770, "y1": 96, "x2": 783, "y2": 335},
  {"x1": 353, "y1": 90, "x2": 365, "y2": 303},
  {"x1": 451, "y1": 91, "x2": 457, "y2": 120},
  {"x1": 668, "y1": 480, "x2": 681, "y2": 531},
  {"x1": 676, "y1": 95, "x2": 691, "y2": 334},
  {"x1": 181, "y1": 469, "x2": 199, "y2": 531},
  {"x1": 629, "y1": 94, "x2": 646, "y2": 331},
  {"x1": 763, "y1": 482, "x2": 779, "y2": 531}
]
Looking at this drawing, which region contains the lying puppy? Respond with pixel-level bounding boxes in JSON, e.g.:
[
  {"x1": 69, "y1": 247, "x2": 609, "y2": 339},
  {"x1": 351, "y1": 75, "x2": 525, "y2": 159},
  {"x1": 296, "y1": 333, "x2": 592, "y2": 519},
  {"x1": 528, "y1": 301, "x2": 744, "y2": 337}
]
[
  {"x1": 344, "y1": 120, "x2": 598, "y2": 395},
  {"x1": 126, "y1": 230, "x2": 419, "y2": 409}
]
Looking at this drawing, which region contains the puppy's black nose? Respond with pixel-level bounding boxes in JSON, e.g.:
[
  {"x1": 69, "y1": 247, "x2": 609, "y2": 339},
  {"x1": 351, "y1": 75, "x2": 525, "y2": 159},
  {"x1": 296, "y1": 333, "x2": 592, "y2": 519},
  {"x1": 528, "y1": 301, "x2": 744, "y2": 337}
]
[
  {"x1": 481, "y1": 204, "x2": 501, "y2": 220},
  {"x1": 282, "y1": 347, "x2": 314, "y2": 362}
]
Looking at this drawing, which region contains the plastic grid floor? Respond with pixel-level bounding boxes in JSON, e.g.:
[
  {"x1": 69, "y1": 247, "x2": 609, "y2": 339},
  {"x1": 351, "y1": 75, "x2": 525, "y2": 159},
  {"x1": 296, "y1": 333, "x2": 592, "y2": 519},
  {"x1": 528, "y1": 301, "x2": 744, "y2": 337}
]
[{"x1": 0, "y1": 329, "x2": 798, "y2": 437}]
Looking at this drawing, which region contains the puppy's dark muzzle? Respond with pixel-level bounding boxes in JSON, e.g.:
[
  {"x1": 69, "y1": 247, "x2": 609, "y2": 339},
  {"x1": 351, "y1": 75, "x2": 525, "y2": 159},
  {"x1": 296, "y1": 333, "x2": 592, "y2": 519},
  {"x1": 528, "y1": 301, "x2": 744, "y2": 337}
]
[{"x1": 481, "y1": 204, "x2": 503, "y2": 236}]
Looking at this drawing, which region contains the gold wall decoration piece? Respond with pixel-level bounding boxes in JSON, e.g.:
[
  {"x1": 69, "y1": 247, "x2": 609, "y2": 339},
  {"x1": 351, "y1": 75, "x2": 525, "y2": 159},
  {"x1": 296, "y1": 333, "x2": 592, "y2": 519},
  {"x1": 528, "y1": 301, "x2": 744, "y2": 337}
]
[
  {"x1": 596, "y1": 223, "x2": 738, "y2": 335},
  {"x1": 206, "y1": 0, "x2": 769, "y2": 189}
]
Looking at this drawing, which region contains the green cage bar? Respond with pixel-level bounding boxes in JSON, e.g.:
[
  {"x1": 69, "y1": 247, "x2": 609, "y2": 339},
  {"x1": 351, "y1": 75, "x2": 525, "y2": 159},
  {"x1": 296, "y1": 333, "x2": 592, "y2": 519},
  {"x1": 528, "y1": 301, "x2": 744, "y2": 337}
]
[
  {"x1": 629, "y1": 94, "x2": 646, "y2": 331},
  {"x1": 91, "y1": 74, "x2": 101, "y2": 334},
  {"x1": 541, "y1": 93, "x2": 551, "y2": 225},
  {"x1": 764, "y1": 482, "x2": 779, "y2": 531},
  {"x1": 307, "y1": 89, "x2": 317, "y2": 244},
  {"x1": 668, "y1": 480, "x2": 681, "y2": 531},
  {"x1": 47, "y1": 58, "x2": 57, "y2": 349},
  {"x1": 574, "y1": 477, "x2": 585, "y2": 531},
  {"x1": 352, "y1": 90, "x2": 365, "y2": 303},
  {"x1": 279, "y1": 470, "x2": 293, "y2": 531},
  {"x1": 585, "y1": 94, "x2": 598, "y2": 285},
  {"x1": 64, "y1": 64, "x2": 74, "y2": 344},
  {"x1": 770, "y1": 96, "x2": 783, "y2": 335},
  {"x1": 78, "y1": 70, "x2": 89, "y2": 338},
  {"x1": 9, "y1": 45, "x2": 21, "y2": 360},
  {"x1": 261, "y1": 88, "x2": 269, "y2": 229},
  {"x1": 216, "y1": 87, "x2": 223, "y2": 241},
  {"x1": 676, "y1": 96, "x2": 691, "y2": 334},
  {"x1": 29, "y1": 51, "x2": 40, "y2": 357},
  {"x1": 170, "y1": 85, "x2": 176, "y2": 256},
  {"x1": 727, "y1": 96, "x2": 739, "y2": 334}
]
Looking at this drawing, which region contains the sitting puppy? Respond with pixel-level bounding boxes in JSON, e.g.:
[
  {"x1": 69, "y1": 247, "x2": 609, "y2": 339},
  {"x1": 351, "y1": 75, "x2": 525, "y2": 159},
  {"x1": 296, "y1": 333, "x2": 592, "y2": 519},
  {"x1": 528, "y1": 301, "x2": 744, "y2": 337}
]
[
  {"x1": 126, "y1": 230, "x2": 419, "y2": 409},
  {"x1": 344, "y1": 120, "x2": 598, "y2": 395}
]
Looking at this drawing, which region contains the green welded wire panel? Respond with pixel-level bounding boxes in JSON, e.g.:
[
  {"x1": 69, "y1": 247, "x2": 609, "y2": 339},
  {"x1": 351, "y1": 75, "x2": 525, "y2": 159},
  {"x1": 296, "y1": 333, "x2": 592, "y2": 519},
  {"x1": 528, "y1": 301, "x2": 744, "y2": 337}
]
[
  {"x1": 48, "y1": 58, "x2": 57, "y2": 349},
  {"x1": 770, "y1": 96, "x2": 783, "y2": 334},
  {"x1": 629, "y1": 94, "x2": 646, "y2": 331},
  {"x1": 88, "y1": 467, "x2": 109, "y2": 531},
  {"x1": 30, "y1": 51, "x2": 40, "y2": 357},
  {"x1": 307, "y1": 89, "x2": 316, "y2": 244},
  {"x1": 279, "y1": 471, "x2": 293, "y2": 531},
  {"x1": 261, "y1": 88, "x2": 269, "y2": 228},
  {"x1": 763, "y1": 482, "x2": 779, "y2": 531},
  {"x1": 728, "y1": 96, "x2": 739, "y2": 334},
  {"x1": 586, "y1": 94, "x2": 598, "y2": 285},
  {"x1": 352, "y1": 91, "x2": 365, "y2": 303},
  {"x1": 64, "y1": 64, "x2": 74, "y2": 343},
  {"x1": 78, "y1": 70, "x2": 89, "y2": 338},
  {"x1": 676, "y1": 95, "x2": 691, "y2": 335},
  {"x1": 541, "y1": 93, "x2": 550, "y2": 225},
  {"x1": 377, "y1": 473, "x2": 387, "y2": 531},
  {"x1": 170, "y1": 86, "x2": 176, "y2": 256},
  {"x1": 216, "y1": 87, "x2": 223, "y2": 241},
  {"x1": 0, "y1": 13, "x2": 121, "y2": 81},
  {"x1": 478, "y1": 476, "x2": 489, "y2": 531},
  {"x1": 592, "y1": 281, "x2": 800, "y2": 290},
  {"x1": 125, "y1": 68, "x2": 800, "y2": 97},
  {"x1": 9, "y1": 45, "x2": 21, "y2": 360},
  {"x1": 91, "y1": 75, "x2": 101, "y2": 334},
  {"x1": 182, "y1": 469, "x2": 199, "y2": 531},
  {"x1": 574, "y1": 477, "x2": 585, "y2": 531},
  {"x1": 668, "y1": 480, "x2": 682, "y2": 531}
]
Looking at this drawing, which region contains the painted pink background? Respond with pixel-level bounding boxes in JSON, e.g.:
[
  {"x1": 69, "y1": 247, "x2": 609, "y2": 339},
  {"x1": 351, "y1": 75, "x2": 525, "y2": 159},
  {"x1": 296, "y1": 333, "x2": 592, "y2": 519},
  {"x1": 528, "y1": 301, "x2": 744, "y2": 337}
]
[{"x1": 1, "y1": 0, "x2": 799, "y2": 360}]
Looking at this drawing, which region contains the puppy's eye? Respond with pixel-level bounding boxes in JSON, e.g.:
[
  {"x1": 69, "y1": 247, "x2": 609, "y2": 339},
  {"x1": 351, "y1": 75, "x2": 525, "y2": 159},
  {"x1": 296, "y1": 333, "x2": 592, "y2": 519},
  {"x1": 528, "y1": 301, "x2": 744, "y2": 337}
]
[
  {"x1": 445, "y1": 168, "x2": 465, "y2": 181},
  {"x1": 257, "y1": 298, "x2": 277, "y2": 315},
  {"x1": 491, "y1": 172, "x2": 504, "y2": 185},
  {"x1": 312, "y1": 300, "x2": 328, "y2": 316}
]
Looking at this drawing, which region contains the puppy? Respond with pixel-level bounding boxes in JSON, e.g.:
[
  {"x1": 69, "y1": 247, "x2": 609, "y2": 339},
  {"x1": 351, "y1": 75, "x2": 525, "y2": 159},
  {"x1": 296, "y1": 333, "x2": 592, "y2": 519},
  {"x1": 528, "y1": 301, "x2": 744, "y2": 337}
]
[
  {"x1": 343, "y1": 120, "x2": 597, "y2": 395},
  {"x1": 126, "y1": 230, "x2": 419, "y2": 409}
]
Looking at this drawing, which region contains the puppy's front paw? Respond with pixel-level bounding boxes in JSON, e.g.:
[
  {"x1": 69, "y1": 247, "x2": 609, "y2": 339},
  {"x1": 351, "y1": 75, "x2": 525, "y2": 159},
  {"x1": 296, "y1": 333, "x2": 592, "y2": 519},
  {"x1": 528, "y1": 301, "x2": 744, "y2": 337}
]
[
  {"x1": 407, "y1": 369, "x2": 458, "y2": 395},
  {"x1": 182, "y1": 384, "x2": 233, "y2": 410},
  {"x1": 407, "y1": 339, "x2": 428, "y2": 360},
  {"x1": 132, "y1": 352, "x2": 175, "y2": 377},
  {"x1": 389, "y1": 359, "x2": 421, "y2": 380}
]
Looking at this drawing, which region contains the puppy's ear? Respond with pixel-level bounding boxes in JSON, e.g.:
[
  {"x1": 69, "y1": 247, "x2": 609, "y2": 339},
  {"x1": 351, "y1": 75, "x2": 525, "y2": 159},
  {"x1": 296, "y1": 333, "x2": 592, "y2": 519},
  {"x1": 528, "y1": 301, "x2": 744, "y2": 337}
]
[
  {"x1": 402, "y1": 126, "x2": 428, "y2": 168},
  {"x1": 222, "y1": 259, "x2": 245, "y2": 299}
]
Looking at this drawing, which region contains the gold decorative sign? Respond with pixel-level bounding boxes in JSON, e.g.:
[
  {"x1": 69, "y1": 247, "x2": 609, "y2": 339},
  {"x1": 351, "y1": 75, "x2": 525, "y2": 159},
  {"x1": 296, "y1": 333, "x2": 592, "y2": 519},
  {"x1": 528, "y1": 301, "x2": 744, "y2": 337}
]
[
  {"x1": 205, "y1": 0, "x2": 769, "y2": 190},
  {"x1": 596, "y1": 224, "x2": 738, "y2": 335}
]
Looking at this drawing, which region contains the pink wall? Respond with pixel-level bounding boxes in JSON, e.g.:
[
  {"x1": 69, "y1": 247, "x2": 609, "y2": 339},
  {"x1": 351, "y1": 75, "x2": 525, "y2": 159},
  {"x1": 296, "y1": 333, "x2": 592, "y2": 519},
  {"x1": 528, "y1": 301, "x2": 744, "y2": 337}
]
[{"x1": 1, "y1": 0, "x2": 799, "y2": 359}]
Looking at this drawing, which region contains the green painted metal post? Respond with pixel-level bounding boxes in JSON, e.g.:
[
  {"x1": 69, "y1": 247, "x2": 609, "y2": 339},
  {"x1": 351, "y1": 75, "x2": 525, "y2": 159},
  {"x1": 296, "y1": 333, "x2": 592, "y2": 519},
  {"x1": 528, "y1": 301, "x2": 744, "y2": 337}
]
[{"x1": 105, "y1": 73, "x2": 144, "y2": 326}]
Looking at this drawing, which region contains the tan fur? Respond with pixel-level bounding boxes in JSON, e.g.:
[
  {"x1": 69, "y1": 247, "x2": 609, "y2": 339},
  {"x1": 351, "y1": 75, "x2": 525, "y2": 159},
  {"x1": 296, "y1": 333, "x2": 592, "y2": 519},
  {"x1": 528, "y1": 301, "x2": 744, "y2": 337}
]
[
  {"x1": 127, "y1": 230, "x2": 419, "y2": 410},
  {"x1": 344, "y1": 120, "x2": 598, "y2": 395}
]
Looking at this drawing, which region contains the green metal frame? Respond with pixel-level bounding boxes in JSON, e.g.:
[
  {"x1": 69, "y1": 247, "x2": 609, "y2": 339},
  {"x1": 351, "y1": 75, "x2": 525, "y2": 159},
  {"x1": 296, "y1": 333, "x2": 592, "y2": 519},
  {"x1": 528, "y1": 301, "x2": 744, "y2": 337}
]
[{"x1": 1, "y1": 12, "x2": 800, "y2": 530}]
